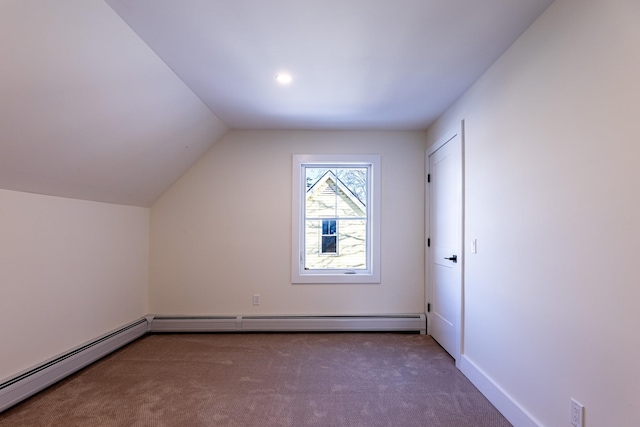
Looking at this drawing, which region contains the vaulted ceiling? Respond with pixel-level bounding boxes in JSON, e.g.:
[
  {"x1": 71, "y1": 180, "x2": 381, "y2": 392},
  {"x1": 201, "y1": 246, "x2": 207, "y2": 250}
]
[{"x1": 0, "y1": 0, "x2": 554, "y2": 206}]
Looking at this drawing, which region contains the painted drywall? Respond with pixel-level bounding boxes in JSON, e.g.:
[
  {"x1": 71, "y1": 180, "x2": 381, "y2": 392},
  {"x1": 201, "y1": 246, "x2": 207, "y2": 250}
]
[
  {"x1": 0, "y1": 0, "x2": 227, "y2": 207},
  {"x1": 150, "y1": 130, "x2": 426, "y2": 315},
  {"x1": 0, "y1": 190, "x2": 149, "y2": 381},
  {"x1": 426, "y1": 0, "x2": 640, "y2": 425}
]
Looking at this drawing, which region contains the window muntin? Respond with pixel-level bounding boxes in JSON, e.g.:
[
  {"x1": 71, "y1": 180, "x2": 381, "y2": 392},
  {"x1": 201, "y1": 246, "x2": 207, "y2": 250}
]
[{"x1": 292, "y1": 155, "x2": 380, "y2": 284}]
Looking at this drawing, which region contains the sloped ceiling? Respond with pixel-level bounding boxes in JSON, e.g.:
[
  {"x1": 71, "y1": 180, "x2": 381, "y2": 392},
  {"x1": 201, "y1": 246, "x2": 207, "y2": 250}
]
[
  {"x1": 0, "y1": 0, "x2": 227, "y2": 207},
  {"x1": 0, "y1": 0, "x2": 554, "y2": 207}
]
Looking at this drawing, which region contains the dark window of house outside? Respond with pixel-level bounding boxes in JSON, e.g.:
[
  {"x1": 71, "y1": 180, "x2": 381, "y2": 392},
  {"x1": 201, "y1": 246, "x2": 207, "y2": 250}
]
[{"x1": 321, "y1": 220, "x2": 337, "y2": 254}]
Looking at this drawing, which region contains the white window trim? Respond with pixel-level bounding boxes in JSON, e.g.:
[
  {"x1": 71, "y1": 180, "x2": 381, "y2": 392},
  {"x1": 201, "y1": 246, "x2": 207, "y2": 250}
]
[{"x1": 292, "y1": 154, "x2": 381, "y2": 284}]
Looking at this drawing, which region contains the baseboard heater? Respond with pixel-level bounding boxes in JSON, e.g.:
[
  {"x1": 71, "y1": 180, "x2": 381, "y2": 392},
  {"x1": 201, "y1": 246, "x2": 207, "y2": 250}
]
[
  {"x1": 0, "y1": 318, "x2": 149, "y2": 413},
  {"x1": 150, "y1": 314, "x2": 426, "y2": 334},
  {"x1": 0, "y1": 314, "x2": 425, "y2": 413}
]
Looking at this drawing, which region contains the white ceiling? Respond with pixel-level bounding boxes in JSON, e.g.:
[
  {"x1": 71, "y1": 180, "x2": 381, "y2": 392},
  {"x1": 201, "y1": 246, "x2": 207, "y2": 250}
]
[
  {"x1": 0, "y1": 0, "x2": 554, "y2": 207},
  {"x1": 106, "y1": 0, "x2": 555, "y2": 130}
]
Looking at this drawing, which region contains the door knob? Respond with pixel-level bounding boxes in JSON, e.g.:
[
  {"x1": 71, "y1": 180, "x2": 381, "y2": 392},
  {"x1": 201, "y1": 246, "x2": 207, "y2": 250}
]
[{"x1": 444, "y1": 255, "x2": 458, "y2": 263}]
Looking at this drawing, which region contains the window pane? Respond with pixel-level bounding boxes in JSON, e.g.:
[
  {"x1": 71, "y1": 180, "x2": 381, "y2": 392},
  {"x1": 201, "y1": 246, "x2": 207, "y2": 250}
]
[
  {"x1": 322, "y1": 236, "x2": 337, "y2": 253},
  {"x1": 336, "y1": 168, "x2": 367, "y2": 205},
  {"x1": 306, "y1": 167, "x2": 367, "y2": 220},
  {"x1": 306, "y1": 168, "x2": 336, "y2": 218},
  {"x1": 306, "y1": 168, "x2": 329, "y2": 191},
  {"x1": 322, "y1": 220, "x2": 336, "y2": 235},
  {"x1": 305, "y1": 219, "x2": 366, "y2": 270}
]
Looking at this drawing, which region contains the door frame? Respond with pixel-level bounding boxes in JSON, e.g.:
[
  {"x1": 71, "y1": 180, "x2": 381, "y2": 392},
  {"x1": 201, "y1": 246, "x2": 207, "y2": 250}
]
[{"x1": 425, "y1": 120, "x2": 465, "y2": 364}]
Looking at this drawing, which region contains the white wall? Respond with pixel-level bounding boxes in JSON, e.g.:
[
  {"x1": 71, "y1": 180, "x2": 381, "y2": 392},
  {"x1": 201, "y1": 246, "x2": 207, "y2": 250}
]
[
  {"x1": 0, "y1": 190, "x2": 149, "y2": 381},
  {"x1": 150, "y1": 130, "x2": 426, "y2": 315},
  {"x1": 0, "y1": 0, "x2": 228, "y2": 207},
  {"x1": 426, "y1": 0, "x2": 640, "y2": 425}
]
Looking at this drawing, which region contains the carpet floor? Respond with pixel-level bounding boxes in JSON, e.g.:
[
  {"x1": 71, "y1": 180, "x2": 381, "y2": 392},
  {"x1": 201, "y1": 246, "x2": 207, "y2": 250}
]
[{"x1": 0, "y1": 333, "x2": 511, "y2": 426}]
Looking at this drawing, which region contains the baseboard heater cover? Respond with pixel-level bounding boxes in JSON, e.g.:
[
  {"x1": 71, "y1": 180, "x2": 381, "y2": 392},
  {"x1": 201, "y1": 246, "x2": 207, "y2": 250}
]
[
  {"x1": 150, "y1": 316, "x2": 240, "y2": 332},
  {"x1": 0, "y1": 318, "x2": 149, "y2": 413},
  {"x1": 150, "y1": 314, "x2": 426, "y2": 334},
  {"x1": 1, "y1": 314, "x2": 425, "y2": 412}
]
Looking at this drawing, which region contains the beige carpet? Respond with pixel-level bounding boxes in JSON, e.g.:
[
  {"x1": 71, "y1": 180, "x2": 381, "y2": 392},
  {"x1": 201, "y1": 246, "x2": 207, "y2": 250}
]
[{"x1": 0, "y1": 333, "x2": 511, "y2": 426}]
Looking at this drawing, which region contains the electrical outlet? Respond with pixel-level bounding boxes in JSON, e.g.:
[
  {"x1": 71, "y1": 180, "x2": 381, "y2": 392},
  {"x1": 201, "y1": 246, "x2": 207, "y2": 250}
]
[
  {"x1": 570, "y1": 398, "x2": 584, "y2": 427},
  {"x1": 252, "y1": 294, "x2": 260, "y2": 306}
]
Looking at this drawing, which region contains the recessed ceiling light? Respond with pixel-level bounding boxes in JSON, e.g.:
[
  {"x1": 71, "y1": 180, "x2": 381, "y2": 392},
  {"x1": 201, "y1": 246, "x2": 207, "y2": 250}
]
[{"x1": 275, "y1": 73, "x2": 292, "y2": 85}]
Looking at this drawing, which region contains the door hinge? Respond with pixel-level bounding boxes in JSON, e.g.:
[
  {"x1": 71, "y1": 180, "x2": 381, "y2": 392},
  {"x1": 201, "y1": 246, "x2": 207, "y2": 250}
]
[
  {"x1": 427, "y1": 238, "x2": 431, "y2": 247},
  {"x1": 427, "y1": 303, "x2": 431, "y2": 313},
  {"x1": 427, "y1": 174, "x2": 431, "y2": 183}
]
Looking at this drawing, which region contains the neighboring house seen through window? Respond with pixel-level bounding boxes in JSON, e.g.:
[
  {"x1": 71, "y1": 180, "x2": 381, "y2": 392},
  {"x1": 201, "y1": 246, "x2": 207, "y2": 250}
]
[{"x1": 292, "y1": 154, "x2": 381, "y2": 284}]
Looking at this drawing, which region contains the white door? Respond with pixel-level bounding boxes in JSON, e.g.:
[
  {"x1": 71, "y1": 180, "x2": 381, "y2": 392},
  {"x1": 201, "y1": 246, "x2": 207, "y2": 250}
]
[{"x1": 428, "y1": 131, "x2": 462, "y2": 361}]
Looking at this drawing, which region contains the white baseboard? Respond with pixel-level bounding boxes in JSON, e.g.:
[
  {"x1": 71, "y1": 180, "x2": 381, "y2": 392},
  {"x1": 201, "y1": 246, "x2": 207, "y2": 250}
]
[
  {"x1": 150, "y1": 314, "x2": 427, "y2": 334},
  {"x1": 1, "y1": 314, "x2": 425, "y2": 413},
  {"x1": 0, "y1": 318, "x2": 148, "y2": 413},
  {"x1": 0, "y1": 314, "x2": 546, "y2": 425},
  {"x1": 458, "y1": 355, "x2": 541, "y2": 427}
]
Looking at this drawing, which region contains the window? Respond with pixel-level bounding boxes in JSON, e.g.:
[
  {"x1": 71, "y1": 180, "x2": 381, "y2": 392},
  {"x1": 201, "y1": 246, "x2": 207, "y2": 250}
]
[
  {"x1": 292, "y1": 154, "x2": 380, "y2": 283},
  {"x1": 321, "y1": 220, "x2": 337, "y2": 254}
]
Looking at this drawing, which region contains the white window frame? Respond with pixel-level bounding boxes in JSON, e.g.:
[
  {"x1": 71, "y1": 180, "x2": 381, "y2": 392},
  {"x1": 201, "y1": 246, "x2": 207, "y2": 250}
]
[{"x1": 292, "y1": 154, "x2": 381, "y2": 284}]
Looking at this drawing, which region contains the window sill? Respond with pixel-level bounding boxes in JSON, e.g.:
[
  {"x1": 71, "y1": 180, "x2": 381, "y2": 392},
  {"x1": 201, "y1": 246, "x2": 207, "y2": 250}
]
[{"x1": 292, "y1": 272, "x2": 380, "y2": 284}]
